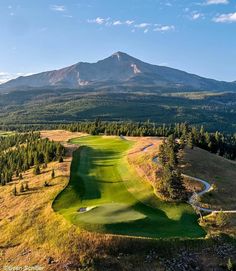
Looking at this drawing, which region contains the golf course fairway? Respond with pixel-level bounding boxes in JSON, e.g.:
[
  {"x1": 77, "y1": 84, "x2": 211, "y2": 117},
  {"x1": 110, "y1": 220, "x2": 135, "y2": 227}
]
[{"x1": 53, "y1": 136, "x2": 205, "y2": 238}]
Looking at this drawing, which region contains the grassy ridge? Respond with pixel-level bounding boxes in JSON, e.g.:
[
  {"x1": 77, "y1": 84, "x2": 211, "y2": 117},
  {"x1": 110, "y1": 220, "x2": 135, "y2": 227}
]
[{"x1": 53, "y1": 136, "x2": 205, "y2": 238}]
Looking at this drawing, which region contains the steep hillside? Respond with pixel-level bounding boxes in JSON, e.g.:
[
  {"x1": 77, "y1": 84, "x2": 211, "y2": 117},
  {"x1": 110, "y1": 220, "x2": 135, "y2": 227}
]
[
  {"x1": 1, "y1": 52, "x2": 236, "y2": 92},
  {"x1": 182, "y1": 146, "x2": 236, "y2": 210}
]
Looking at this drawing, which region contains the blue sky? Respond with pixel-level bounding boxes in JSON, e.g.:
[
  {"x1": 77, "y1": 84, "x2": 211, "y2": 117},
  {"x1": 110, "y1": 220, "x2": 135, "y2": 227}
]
[{"x1": 0, "y1": 0, "x2": 236, "y2": 83}]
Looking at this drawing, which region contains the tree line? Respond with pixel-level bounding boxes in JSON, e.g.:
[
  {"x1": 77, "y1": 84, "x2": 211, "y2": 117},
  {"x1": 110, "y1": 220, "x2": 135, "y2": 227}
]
[
  {"x1": 0, "y1": 132, "x2": 40, "y2": 152},
  {"x1": 0, "y1": 134, "x2": 65, "y2": 185},
  {"x1": 0, "y1": 120, "x2": 235, "y2": 160}
]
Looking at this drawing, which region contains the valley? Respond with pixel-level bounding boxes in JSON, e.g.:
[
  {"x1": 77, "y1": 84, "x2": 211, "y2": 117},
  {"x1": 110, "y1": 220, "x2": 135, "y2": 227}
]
[{"x1": 1, "y1": 130, "x2": 235, "y2": 270}]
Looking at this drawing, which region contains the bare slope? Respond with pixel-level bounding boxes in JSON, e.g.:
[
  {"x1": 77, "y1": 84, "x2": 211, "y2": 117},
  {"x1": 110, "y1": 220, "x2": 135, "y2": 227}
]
[{"x1": 182, "y1": 147, "x2": 236, "y2": 210}]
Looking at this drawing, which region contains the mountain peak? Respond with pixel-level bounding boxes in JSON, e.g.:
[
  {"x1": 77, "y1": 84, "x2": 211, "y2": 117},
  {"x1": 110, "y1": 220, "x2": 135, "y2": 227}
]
[
  {"x1": 110, "y1": 51, "x2": 133, "y2": 61},
  {"x1": 1, "y1": 52, "x2": 236, "y2": 92}
]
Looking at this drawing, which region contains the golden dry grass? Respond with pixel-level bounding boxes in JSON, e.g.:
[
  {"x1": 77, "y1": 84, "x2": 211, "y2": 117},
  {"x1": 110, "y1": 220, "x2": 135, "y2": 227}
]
[
  {"x1": 40, "y1": 130, "x2": 87, "y2": 143},
  {"x1": 0, "y1": 132, "x2": 85, "y2": 270},
  {"x1": 127, "y1": 137, "x2": 162, "y2": 188},
  {"x1": 182, "y1": 146, "x2": 236, "y2": 210}
]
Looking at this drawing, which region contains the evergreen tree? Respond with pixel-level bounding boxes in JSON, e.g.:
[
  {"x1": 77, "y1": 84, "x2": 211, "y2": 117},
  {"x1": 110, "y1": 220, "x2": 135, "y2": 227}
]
[
  {"x1": 13, "y1": 185, "x2": 17, "y2": 196},
  {"x1": 51, "y1": 169, "x2": 55, "y2": 179},
  {"x1": 59, "y1": 156, "x2": 63, "y2": 163},
  {"x1": 34, "y1": 165, "x2": 41, "y2": 175},
  {"x1": 187, "y1": 132, "x2": 194, "y2": 149}
]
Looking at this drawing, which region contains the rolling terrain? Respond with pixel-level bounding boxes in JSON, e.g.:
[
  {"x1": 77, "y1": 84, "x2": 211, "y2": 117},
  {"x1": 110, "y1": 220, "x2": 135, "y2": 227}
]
[
  {"x1": 0, "y1": 53, "x2": 236, "y2": 132},
  {"x1": 53, "y1": 136, "x2": 205, "y2": 238},
  {"x1": 0, "y1": 130, "x2": 235, "y2": 270}
]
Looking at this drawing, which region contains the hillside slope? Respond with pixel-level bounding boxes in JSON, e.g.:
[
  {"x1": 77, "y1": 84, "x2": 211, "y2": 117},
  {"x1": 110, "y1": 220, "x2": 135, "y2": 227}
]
[
  {"x1": 1, "y1": 52, "x2": 236, "y2": 92},
  {"x1": 182, "y1": 147, "x2": 236, "y2": 210}
]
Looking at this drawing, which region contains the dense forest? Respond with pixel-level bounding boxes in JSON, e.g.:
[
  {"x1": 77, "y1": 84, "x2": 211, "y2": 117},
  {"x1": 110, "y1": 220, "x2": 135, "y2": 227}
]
[
  {"x1": 0, "y1": 133, "x2": 65, "y2": 185},
  {"x1": 0, "y1": 120, "x2": 235, "y2": 161},
  {"x1": 61, "y1": 121, "x2": 236, "y2": 160}
]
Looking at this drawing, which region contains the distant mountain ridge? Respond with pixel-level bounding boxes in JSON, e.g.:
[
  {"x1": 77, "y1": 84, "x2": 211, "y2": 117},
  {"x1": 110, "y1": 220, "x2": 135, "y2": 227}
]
[{"x1": 1, "y1": 51, "x2": 236, "y2": 92}]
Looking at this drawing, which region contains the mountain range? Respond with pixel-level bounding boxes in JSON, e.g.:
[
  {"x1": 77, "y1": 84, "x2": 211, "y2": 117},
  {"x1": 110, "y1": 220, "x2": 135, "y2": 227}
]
[{"x1": 1, "y1": 52, "x2": 236, "y2": 92}]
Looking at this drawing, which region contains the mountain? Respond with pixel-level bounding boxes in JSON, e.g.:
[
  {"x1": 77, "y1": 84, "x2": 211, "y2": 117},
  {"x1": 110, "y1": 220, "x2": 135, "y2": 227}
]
[{"x1": 1, "y1": 52, "x2": 236, "y2": 92}]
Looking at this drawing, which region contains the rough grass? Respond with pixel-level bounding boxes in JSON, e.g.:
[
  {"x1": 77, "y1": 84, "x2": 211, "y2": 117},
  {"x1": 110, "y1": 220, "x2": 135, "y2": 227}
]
[
  {"x1": 40, "y1": 129, "x2": 87, "y2": 143},
  {"x1": 53, "y1": 136, "x2": 205, "y2": 238},
  {"x1": 182, "y1": 146, "x2": 236, "y2": 210},
  {"x1": 0, "y1": 131, "x2": 15, "y2": 137}
]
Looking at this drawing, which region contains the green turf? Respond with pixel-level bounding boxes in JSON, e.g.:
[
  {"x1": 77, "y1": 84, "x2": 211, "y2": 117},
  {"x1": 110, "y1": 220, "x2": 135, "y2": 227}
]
[{"x1": 53, "y1": 136, "x2": 205, "y2": 238}]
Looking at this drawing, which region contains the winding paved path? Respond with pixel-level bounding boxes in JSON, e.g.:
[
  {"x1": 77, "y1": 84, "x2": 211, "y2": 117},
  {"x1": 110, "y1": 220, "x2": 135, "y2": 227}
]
[{"x1": 139, "y1": 142, "x2": 236, "y2": 214}]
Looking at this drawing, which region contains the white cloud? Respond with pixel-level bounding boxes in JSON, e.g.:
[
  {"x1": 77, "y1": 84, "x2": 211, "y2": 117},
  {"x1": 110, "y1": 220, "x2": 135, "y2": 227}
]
[
  {"x1": 125, "y1": 20, "x2": 134, "y2": 25},
  {"x1": 191, "y1": 12, "x2": 204, "y2": 20},
  {"x1": 192, "y1": 13, "x2": 201, "y2": 20},
  {"x1": 113, "y1": 20, "x2": 122, "y2": 26},
  {"x1": 154, "y1": 25, "x2": 175, "y2": 32},
  {"x1": 87, "y1": 17, "x2": 175, "y2": 34},
  {"x1": 213, "y1": 12, "x2": 236, "y2": 22},
  {"x1": 87, "y1": 17, "x2": 109, "y2": 25},
  {"x1": 0, "y1": 72, "x2": 33, "y2": 84},
  {"x1": 134, "y1": 23, "x2": 151, "y2": 28},
  {"x1": 205, "y1": 0, "x2": 228, "y2": 5},
  {"x1": 50, "y1": 5, "x2": 66, "y2": 12}
]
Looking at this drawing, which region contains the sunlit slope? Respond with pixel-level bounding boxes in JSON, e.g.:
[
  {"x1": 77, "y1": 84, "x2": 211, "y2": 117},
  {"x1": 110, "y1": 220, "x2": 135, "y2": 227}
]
[
  {"x1": 53, "y1": 136, "x2": 205, "y2": 238},
  {"x1": 183, "y1": 146, "x2": 236, "y2": 210}
]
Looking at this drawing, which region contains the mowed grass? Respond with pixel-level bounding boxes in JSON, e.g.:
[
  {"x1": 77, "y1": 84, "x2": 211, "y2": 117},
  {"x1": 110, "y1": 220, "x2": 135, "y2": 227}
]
[{"x1": 53, "y1": 136, "x2": 205, "y2": 238}]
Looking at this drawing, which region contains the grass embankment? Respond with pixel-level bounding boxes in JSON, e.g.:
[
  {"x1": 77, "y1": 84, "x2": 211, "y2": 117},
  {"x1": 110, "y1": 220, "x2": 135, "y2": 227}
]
[
  {"x1": 53, "y1": 136, "x2": 205, "y2": 238},
  {"x1": 182, "y1": 146, "x2": 236, "y2": 210},
  {"x1": 182, "y1": 146, "x2": 236, "y2": 235}
]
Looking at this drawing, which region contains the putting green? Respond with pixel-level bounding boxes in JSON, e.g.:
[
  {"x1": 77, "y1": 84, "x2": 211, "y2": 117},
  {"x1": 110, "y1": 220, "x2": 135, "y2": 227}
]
[{"x1": 53, "y1": 136, "x2": 205, "y2": 238}]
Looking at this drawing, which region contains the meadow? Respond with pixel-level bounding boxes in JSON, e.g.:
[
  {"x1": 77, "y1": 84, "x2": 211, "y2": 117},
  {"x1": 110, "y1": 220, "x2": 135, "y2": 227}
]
[{"x1": 53, "y1": 136, "x2": 205, "y2": 238}]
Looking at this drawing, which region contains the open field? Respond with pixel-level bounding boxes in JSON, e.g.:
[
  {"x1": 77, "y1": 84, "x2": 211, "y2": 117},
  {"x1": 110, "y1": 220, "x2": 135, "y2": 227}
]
[
  {"x1": 40, "y1": 129, "x2": 87, "y2": 143},
  {"x1": 182, "y1": 146, "x2": 236, "y2": 210},
  {"x1": 53, "y1": 136, "x2": 205, "y2": 238}
]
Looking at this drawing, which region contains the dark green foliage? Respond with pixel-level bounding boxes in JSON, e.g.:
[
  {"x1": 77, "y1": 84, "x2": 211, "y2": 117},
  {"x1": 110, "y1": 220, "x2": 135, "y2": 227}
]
[
  {"x1": 0, "y1": 133, "x2": 65, "y2": 184},
  {"x1": 158, "y1": 136, "x2": 187, "y2": 201},
  {"x1": 51, "y1": 169, "x2": 55, "y2": 179},
  {"x1": 34, "y1": 165, "x2": 41, "y2": 175},
  {"x1": 59, "y1": 156, "x2": 63, "y2": 163},
  {"x1": 0, "y1": 88, "x2": 236, "y2": 133},
  {"x1": 12, "y1": 185, "x2": 17, "y2": 196}
]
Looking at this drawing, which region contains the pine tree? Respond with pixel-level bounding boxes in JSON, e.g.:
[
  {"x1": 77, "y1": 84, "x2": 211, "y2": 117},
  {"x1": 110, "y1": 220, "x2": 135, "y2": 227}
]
[
  {"x1": 13, "y1": 185, "x2": 17, "y2": 196},
  {"x1": 59, "y1": 156, "x2": 63, "y2": 163},
  {"x1": 51, "y1": 169, "x2": 55, "y2": 179},
  {"x1": 187, "y1": 132, "x2": 194, "y2": 149},
  {"x1": 34, "y1": 165, "x2": 41, "y2": 175}
]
